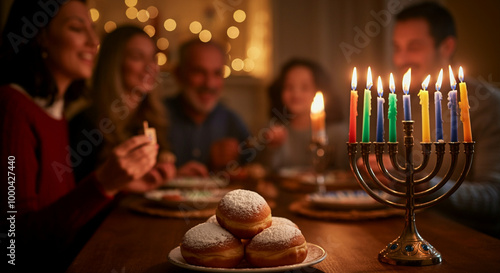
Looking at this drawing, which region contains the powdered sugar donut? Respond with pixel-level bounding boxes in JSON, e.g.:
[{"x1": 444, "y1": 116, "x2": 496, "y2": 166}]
[
  {"x1": 180, "y1": 223, "x2": 244, "y2": 268},
  {"x1": 216, "y1": 189, "x2": 272, "y2": 239},
  {"x1": 271, "y1": 217, "x2": 298, "y2": 229},
  {"x1": 245, "y1": 225, "x2": 308, "y2": 267}
]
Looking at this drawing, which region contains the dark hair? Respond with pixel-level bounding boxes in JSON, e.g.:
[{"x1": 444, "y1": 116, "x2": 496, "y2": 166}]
[
  {"x1": 0, "y1": 0, "x2": 85, "y2": 106},
  {"x1": 396, "y1": 2, "x2": 457, "y2": 47},
  {"x1": 269, "y1": 58, "x2": 343, "y2": 123},
  {"x1": 176, "y1": 38, "x2": 226, "y2": 73}
]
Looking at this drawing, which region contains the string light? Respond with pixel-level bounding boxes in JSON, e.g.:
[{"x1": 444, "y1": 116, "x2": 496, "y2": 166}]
[
  {"x1": 199, "y1": 30, "x2": 212, "y2": 42},
  {"x1": 189, "y1": 21, "x2": 202, "y2": 34},
  {"x1": 164, "y1": 19, "x2": 176, "y2": 31},
  {"x1": 227, "y1": 26, "x2": 239, "y2": 39},
  {"x1": 233, "y1": 10, "x2": 246, "y2": 23}
]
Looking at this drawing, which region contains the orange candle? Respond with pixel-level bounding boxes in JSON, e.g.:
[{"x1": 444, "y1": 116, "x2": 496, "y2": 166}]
[
  {"x1": 311, "y1": 91, "x2": 327, "y2": 145},
  {"x1": 458, "y1": 66, "x2": 473, "y2": 142},
  {"x1": 349, "y1": 67, "x2": 358, "y2": 143}
]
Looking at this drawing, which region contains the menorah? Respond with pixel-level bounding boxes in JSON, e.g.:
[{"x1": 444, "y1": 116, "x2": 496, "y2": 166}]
[{"x1": 347, "y1": 120, "x2": 474, "y2": 266}]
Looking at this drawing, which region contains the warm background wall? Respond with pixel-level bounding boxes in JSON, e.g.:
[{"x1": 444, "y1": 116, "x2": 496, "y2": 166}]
[{"x1": 1, "y1": 0, "x2": 499, "y2": 135}]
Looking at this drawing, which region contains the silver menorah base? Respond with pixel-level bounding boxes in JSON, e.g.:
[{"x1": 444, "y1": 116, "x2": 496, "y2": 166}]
[{"x1": 347, "y1": 121, "x2": 474, "y2": 266}]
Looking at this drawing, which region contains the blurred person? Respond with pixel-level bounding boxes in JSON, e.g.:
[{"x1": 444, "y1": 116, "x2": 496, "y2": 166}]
[
  {"x1": 69, "y1": 25, "x2": 175, "y2": 184},
  {"x1": 0, "y1": 1, "x2": 163, "y2": 271},
  {"x1": 262, "y1": 59, "x2": 348, "y2": 172},
  {"x1": 165, "y1": 39, "x2": 250, "y2": 177},
  {"x1": 387, "y1": 2, "x2": 500, "y2": 238}
]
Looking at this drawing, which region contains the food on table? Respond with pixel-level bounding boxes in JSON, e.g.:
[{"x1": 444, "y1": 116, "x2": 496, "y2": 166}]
[
  {"x1": 271, "y1": 216, "x2": 299, "y2": 229},
  {"x1": 245, "y1": 225, "x2": 308, "y2": 267},
  {"x1": 180, "y1": 223, "x2": 244, "y2": 268},
  {"x1": 215, "y1": 189, "x2": 272, "y2": 239}
]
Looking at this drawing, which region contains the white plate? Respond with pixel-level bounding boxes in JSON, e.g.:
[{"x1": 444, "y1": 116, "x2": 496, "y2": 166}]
[
  {"x1": 308, "y1": 190, "x2": 389, "y2": 210},
  {"x1": 168, "y1": 243, "x2": 327, "y2": 272},
  {"x1": 165, "y1": 177, "x2": 228, "y2": 188},
  {"x1": 144, "y1": 189, "x2": 229, "y2": 209}
]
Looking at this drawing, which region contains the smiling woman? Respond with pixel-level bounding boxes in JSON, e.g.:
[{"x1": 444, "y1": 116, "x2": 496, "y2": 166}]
[{"x1": 0, "y1": 1, "x2": 165, "y2": 272}]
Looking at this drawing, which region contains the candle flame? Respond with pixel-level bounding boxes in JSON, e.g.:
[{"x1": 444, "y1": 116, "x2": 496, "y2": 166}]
[
  {"x1": 436, "y1": 68, "x2": 443, "y2": 91},
  {"x1": 459, "y1": 66, "x2": 464, "y2": 82},
  {"x1": 366, "y1": 66, "x2": 373, "y2": 90},
  {"x1": 403, "y1": 68, "x2": 411, "y2": 95},
  {"x1": 422, "y1": 75, "x2": 431, "y2": 90},
  {"x1": 449, "y1": 65, "x2": 457, "y2": 90},
  {"x1": 351, "y1": 67, "x2": 357, "y2": 90},
  {"x1": 311, "y1": 91, "x2": 325, "y2": 114},
  {"x1": 377, "y1": 76, "x2": 383, "y2": 97},
  {"x1": 389, "y1": 73, "x2": 395, "y2": 94}
]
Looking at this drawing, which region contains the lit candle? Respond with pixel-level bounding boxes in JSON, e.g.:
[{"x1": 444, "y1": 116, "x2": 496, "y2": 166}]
[
  {"x1": 435, "y1": 69, "x2": 444, "y2": 142},
  {"x1": 448, "y1": 65, "x2": 458, "y2": 142},
  {"x1": 458, "y1": 66, "x2": 473, "y2": 142},
  {"x1": 376, "y1": 76, "x2": 385, "y2": 142},
  {"x1": 349, "y1": 67, "x2": 358, "y2": 143},
  {"x1": 402, "y1": 68, "x2": 412, "y2": 121},
  {"x1": 418, "y1": 75, "x2": 431, "y2": 142},
  {"x1": 362, "y1": 67, "x2": 373, "y2": 143},
  {"x1": 311, "y1": 91, "x2": 327, "y2": 145},
  {"x1": 388, "y1": 73, "x2": 397, "y2": 142}
]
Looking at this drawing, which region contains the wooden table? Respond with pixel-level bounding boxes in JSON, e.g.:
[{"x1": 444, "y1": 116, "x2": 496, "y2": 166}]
[{"x1": 66, "y1": 186, "x2": 500, "y2": 273}]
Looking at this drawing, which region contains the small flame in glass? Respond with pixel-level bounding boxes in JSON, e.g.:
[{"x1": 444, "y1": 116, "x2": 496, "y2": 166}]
[
  {"x1": 389, "y1": 73, "x2": 395, "y2": 94},
  {"x1": 436, "y1": 69, "x2": 443, "y2": 91},
  {"x1": 351, "y1": 67, "x2": 357, "y2": 90},
  {"x1": 449, "y1": 65, "x2": 457, "y2": 90},
  {"x1": 403, "y1": 68, "x2": 411, "y2": 95},
  {"x1": 366, "y1": 66, "x2": 373, "y2": 90}
]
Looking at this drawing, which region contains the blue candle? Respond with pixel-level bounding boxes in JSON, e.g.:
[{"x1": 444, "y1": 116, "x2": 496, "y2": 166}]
[
  {"x1": 448, "y1": 66, "x2": 458, "y2": 142},
  {"x1": 402, "y1": 68, "x2": 412, "y2": 120},
  {"x1": 376, "y1": 76, "x2": 385, "y2": 142},
  {"x1": 435, "y1": 69, "x2": 444, "y2": 141}
]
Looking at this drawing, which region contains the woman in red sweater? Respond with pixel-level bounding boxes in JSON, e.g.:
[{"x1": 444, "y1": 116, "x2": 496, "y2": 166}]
[{"x1": 0, "y1": 1, "x2": 169, "y2": 271}]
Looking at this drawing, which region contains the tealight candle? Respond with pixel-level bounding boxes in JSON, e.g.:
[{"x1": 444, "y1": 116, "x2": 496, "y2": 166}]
[{"x1": 362, "y1": 67, "x2": 373, "y2": 143}]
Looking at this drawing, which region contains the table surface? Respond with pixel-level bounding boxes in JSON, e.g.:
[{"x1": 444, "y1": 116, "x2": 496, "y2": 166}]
[{"x1": 66, "y1": 181, "x2": 500, "y2": 273}]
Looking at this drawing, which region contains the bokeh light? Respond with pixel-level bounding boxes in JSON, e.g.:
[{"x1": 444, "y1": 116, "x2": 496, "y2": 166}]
[
  {"x1": 243, "y1": 58, "x2": 255, "y2": 72},
  {"x1": 137, "y1": 9, "x2": 150, "y2": 22},
  {"x1": 157, "y1": 38, "x2": 169, "y2": 50},
  {"x1": 125, "y1": 0, "x2": 137, "y2": 7},
  {"x1": 156, "y1": 52, "x2": 167, "y2": 66},
  {"x1": 247, "y1": 46, "x2": 261, "y2": 59},
  {"x1": 189, "y1": 21, "x2": 202, "y2": 34},
  {"x1": 126, "y1": 7, "x2": 138, "y2": 19},
  {"x1": 224, "y1": 65, "x2": 231, "y2": 78},
  {"x1": 199, "y1": 30, "x2": 212, "y2": 42},
  {"x1": 233, "y1": 10, "x2": 246, "y2": 23},
  {"x1": 164, "y1": 19, "x2": 176, "y2": 31},
  {"x1": 104, "y1": 21, "x2": 117, "y2": 33},
  {"x1": 227, "y1": 26, "x2": 240, "y2": 39},
  {"x1": 89, "y1": 8, "x2": 99, "y2": 22},
  {"x1": 147, "y1": 6, "x2": 159, "y2": 19},
  {"x1": 143, "y1": 25, "x2": 155, "y2": 37},
  {"x1": 231, "y1": 58, "x2": 244, "y2": 71}
]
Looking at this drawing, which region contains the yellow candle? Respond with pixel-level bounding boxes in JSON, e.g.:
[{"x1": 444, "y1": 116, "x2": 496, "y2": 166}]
[
  {"x1": 458, "y1": 66, "x2": 473, "y2": 142},
  {"x1": 311, "y1": 91, "x2": 327, "y2": 145},
  {"x1": 418, "y1": 75, "x2": 431, "y2": 142}
]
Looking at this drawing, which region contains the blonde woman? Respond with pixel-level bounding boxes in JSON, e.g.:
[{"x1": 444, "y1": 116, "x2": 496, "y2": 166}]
[{"x1": 69, "y1": 25, "x2": 175, "y2": 184}]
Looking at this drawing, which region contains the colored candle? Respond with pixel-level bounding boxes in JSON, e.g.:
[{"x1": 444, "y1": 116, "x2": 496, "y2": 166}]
[
  {"x1": 418, "y1": 75, "x2": 431, "y2": 142},
  {"x1": 435, "y1": 69, "x2": 444, "y2": 141},
  {"x1": 388, "y1": 73, "x2": 397, "y2": 142},
  {"x1": 349, "y1": 67, "x2": 358, "y2": 143},
  {"x1": 310, "y1": 91, "x2": 327, "y2": 145},
  {"x1": 458, "y1": 66, "x2": 473, "y2": 142},
  {"x1": 362, "y1": 67, "x2": 373, "y2": 143},
  {"x1": 376, "y1": 76, "x2": 385, "y2": 142},
  {"x1": 448, "y1": 65, "x2": 458, "y2": 142},
  {"x1": 402, "y1": 68, "x2": 412, "y2": 120}
]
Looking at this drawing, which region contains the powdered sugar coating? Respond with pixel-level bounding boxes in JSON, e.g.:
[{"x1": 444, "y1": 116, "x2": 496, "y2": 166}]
[
  {"x1": 218, "y1": 189, "x2": 268, "y2": 219},
  {"x1": 250, "y1": 225, "x2": 303, "y2": 248},
  {"x1": 182, "y1": 223, "x2": 237, "y2": 250},
  {"x1": 272, "y1": 217, "x2": 298, "y2": 228},
  {"x1": 206, "y1": 215, "x2": 218, "y2": 225}
]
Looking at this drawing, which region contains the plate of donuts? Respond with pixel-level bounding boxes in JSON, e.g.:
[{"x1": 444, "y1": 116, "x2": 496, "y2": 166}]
[
  {"x1": 144, "y1": 189, "x2": 230, "y2": 209},
  {"x1": 168, "y1": 243, "x2": 326, "y2": 272},
  {"x1": 308, "y1": 190, "x2": 390, "y2": 210}
]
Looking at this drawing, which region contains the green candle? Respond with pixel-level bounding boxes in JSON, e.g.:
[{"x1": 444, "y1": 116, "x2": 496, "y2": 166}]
[
  {"x1": 388, "y1": 73, "x2": 397, "y2": 142},
  {"x1": 362, "y1": 67, "x2": 373, "y2": 142}
]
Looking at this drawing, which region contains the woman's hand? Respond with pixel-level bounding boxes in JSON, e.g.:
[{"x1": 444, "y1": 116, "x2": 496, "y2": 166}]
[{"x1": 96, "y1": 135, "x2": 158, "y2": 196}]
